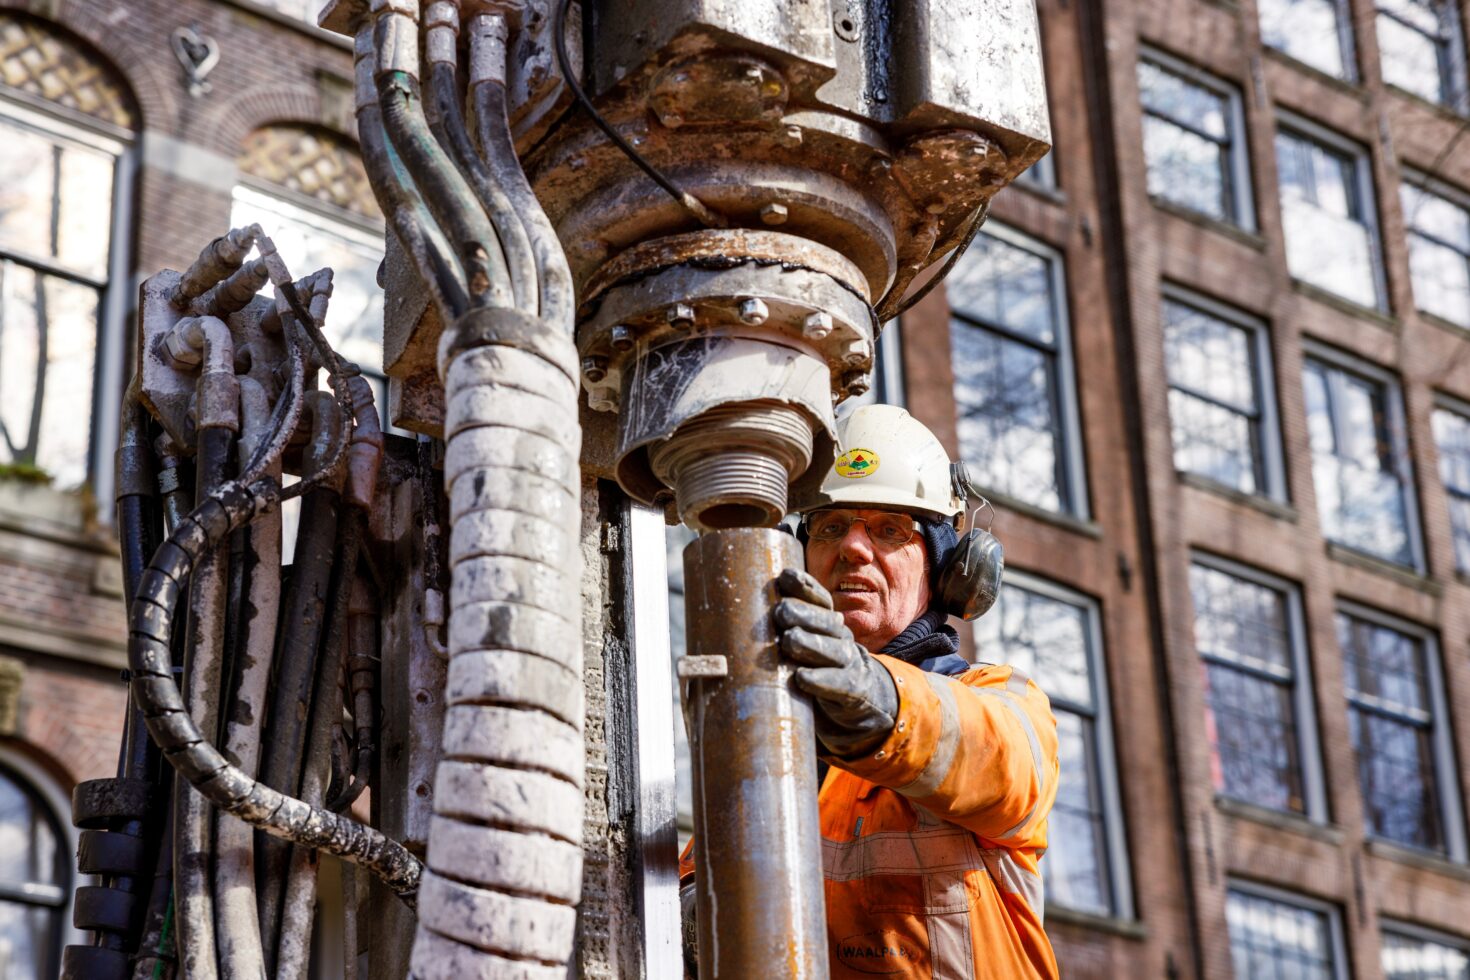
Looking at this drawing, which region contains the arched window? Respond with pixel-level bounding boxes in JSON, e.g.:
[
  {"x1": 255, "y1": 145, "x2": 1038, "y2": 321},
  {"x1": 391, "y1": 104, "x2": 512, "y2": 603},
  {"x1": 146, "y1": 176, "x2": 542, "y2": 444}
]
[
  {"x1": 0, "y1": 12, "x2": 138, "y2": 496},
  {"x1": 231, "y1": 124, "x2": 389, "y2": 428},
  {"x1": 0, "y1": 756, "x2": 71, "y2": 979}
]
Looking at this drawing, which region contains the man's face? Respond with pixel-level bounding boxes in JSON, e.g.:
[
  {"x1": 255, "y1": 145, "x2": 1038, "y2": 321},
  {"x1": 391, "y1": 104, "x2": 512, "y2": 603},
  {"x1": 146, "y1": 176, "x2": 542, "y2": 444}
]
[{"x1": 804, "y1": 507, "x2": 931, "y2": 652}]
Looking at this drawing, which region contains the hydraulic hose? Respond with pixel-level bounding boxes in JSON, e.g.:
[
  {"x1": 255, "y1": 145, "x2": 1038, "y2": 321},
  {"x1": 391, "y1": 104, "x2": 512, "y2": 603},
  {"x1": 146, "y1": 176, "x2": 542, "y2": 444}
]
[
  {"x1": 277, "y1": 512, "x2": 360, "y2": 980},
  {"x1": 407, "y1": 324, "x2": 585, "y2": 979},
  {"x1": 423, "y1": 1, "x2": 533, "y2": 311},
  {"x1": 373, "y1": 12, "x2": 508, "y2": 309},
  {"x1": 212, "y1": 378, "x2": 281, "y2": 980},
  {"x1": 468, "y1": 14, "x2": 574, "y2": 331},
  {"x1": 128, "y1": 477, "x2": 421, "y2": 900},
  {"x1": 257, "y1": 393, "x2": 344, "y2": 971},
  {"x1": 175, "y1": 370, "x2": 238, "y2": 980}
]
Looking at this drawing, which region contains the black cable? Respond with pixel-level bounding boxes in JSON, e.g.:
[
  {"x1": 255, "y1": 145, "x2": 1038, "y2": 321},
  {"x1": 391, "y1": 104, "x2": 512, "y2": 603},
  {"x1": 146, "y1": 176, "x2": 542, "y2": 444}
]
[
  {"x1": 876, "y1": 201, "x2": 990, "y2": 323},
  {"x1": 552, "y1": 0, "x2": 726, "y2": 229},
  {"x1": 127, "y1": 477, "x2": 421, "y2": 905}
]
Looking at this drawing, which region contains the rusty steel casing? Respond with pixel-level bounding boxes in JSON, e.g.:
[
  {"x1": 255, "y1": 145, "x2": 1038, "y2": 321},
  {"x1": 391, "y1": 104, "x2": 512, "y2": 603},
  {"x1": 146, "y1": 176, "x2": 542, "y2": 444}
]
[{"x1": 682, "y1": 528, "x2": 828, "y2": 979}]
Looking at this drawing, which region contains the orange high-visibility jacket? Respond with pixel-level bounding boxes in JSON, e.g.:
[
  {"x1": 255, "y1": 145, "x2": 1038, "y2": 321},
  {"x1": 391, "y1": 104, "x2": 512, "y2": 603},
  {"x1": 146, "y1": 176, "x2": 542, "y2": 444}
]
[{"x1": 680, "y1": 655, "x2": 1061, "y2": 980}]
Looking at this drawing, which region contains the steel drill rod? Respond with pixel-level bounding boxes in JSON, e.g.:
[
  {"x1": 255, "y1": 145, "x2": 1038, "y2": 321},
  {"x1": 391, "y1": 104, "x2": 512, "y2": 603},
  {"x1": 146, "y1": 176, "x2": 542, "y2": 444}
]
[{"x1": 683, "y1": 528, "x2": 829, "y2": 979}]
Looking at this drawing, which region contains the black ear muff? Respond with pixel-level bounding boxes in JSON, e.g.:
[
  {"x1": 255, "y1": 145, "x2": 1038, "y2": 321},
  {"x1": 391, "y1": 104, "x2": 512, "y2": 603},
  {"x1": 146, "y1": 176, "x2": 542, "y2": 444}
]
[{"x1": 935, "y1": 528, "x2": 1003, "y2": 622}]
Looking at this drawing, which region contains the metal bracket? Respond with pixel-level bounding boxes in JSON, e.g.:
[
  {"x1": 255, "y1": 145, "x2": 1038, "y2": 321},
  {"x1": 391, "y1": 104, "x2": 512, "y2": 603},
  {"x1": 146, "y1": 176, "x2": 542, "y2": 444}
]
[{"x1": 675, "y1": 655, "x2": 728, "y2": 679}]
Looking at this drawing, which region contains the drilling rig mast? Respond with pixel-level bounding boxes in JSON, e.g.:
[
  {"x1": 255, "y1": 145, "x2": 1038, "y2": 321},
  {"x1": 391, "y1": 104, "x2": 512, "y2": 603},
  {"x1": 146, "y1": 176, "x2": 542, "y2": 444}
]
[{"x1": 65, "y1": 2, "x2": 1049, "y2": 976}]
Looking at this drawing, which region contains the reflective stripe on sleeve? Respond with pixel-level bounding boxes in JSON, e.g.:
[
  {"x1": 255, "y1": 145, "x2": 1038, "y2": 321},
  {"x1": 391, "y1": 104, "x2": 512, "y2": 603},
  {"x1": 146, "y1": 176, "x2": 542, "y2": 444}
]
[
  {"x1": 980, "y1": 688, "x2": 1048, "y2": 842},
  {"x1": 980, "y1": 847, "x2": 1045, "y2": 922},
  {"x1": 895, "y1": 673, "x2": 962, "y2": 800}
]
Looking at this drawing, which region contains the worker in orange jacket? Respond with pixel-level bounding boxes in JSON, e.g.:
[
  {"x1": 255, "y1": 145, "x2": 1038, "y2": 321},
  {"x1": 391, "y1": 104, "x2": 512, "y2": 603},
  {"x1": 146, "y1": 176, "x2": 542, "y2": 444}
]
[{"x1": 680, "y1": 404, "x2": 1060, "y2": 979}]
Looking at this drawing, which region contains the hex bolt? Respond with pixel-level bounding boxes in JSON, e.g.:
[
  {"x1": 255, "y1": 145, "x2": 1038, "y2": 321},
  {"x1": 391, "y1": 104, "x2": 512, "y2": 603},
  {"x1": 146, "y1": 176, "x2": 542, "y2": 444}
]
[
  {"x1": 846, "y1": 374, "x2": 871, "y2": 397},
  {"x1": 843, "y1": 340, "x2": 870, "y2": 367},
  {"x1": 803, "y1": 311, "x2": 833, "y2": 340},
  {"x1": 738, "y1": 298, "x2": 769, "y2": 325},
  {"x1": 760, "y1": 203, "x2": 789, "y2": 226},
  {"x1": 784, "y1": 124, "x2": 803, "y2": 145},
  {"x1": 610, "y1": 324, "x2": 636, "y2": 351},
  {"x1": 582, "y1": 356, "x2": 608, "y2": 383},
  {"x1": 667, "y1": 303, "x2": 696, "y2": 330},
  {"x1": 589, "y1": 387, "x2": 619, "y2": 413}
]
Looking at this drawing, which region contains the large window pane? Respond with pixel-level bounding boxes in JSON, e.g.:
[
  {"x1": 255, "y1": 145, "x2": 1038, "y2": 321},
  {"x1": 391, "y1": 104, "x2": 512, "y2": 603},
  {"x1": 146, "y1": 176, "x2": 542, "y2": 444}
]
[
  {"x1": 0, "y1": 109, "x2": 118, "y2": 490},
  {"x1": 1227, "y1": 888, "x2": 1341, "y2": 979},
  {"x1": 1383, "y1": 927, "x2": 1470, "y2": 980},
  {"x1": 1258, "y1": 0, "x2": 1352, "y2": 78},
  {"x1": 1304, "y1": 358, "x2": 1415, "y2": 565},
  {"x1": 1191, "y1": 563, "x2": 1307, "y2": 813},
  {"x1": 1163, "y1": 299, "x2": 1271, "y2": 494},
  {"x1": 1277, "y1": 128, "x2": 1381, "y2": 309},
  {"x1": 1138, "y1": 58, "x2": 1245, "y2": 224},
  {"x1": 1432, "y1": 406, "x2": 1470, "y2": 570},
  {"x1": 952, "y1": 328, "x2": 1061, "y2": 510},
  {"x1": 1403, "y1": 182, "x2": 1470, "y2": 327},
  {"x1": 0, "y1": 262, "x2": 99, "y2": 488},
  {"x1": 946, "y1": 234, "x2": 1056, "y2": 344},
  {"x1": 975, "y1": 579, "x2": 1123, "y2": 917},
  {"x1": 1340, "y1": 612, "x2": 1449, "y2": 853},
  {"x1": 949, "y1": 230, "x2": 1081, "y2": 514},
  {"x1": 1377, "y1": 0, "x2": 1462, "y2": 106},
  {"x1": 0, "y1": 764, "x2": 67, "y2": 980},
  {"x1": 229, "y1": 184, "x2": 396, "y2": 435}
]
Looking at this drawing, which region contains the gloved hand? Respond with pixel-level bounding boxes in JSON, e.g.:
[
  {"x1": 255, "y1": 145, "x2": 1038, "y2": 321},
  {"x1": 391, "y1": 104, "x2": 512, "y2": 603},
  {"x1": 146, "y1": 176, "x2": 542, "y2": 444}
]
[{"x1": 773, "y1": 568, "x2": 899, "y2": 757}]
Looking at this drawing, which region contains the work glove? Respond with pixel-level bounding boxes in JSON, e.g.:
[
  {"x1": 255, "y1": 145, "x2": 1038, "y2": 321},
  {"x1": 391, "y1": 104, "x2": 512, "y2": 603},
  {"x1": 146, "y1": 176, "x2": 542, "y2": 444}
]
[{"x1": 773, "y1": 568, "x2": 900, "y2": 757}]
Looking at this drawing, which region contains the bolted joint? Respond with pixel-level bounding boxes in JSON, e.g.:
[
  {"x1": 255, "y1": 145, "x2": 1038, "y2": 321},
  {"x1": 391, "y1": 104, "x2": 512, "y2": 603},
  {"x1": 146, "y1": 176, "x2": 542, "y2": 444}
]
[
  {"x1": 582, "y1": 356, "x2": 608, "y2": 384},
  {"x1": 609, "y1": 324, "x2": 636, "y2": 352},
  {"x1": 738, "y1": 298, "x2": 769, "y2": 325},
  {"x1": 759, "y1": 203, "x2": 789, "y2": 225},
  {"x1": 843, "y1": 370, "x2": 870, "y2": 397},
  {"x1": 666, "y1": 303, "x2": 696, "y2": 330},
  {"x1": 803, "y1": 312, "x2": 833, "y2": 340},
  {"x1": 843, "y1": 339, "x2": 871, "y2": 367}
]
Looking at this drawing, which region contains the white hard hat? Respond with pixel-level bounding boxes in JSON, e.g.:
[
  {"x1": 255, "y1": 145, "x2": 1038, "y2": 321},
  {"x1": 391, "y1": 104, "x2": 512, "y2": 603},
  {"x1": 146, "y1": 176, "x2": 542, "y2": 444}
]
[{"x1": 796, "y1": 404, "x2": 963, "y2": 523}]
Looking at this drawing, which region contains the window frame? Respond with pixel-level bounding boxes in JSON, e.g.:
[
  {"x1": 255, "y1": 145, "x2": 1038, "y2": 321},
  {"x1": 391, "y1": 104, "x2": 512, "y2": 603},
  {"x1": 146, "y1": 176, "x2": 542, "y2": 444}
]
[
  {"x1": 0, "y1": 92, "x2": 135, "y2": 509},
  {"x1": 1401, "y1": 169, "x2": 1470, "y2": 328},
  {"x1": 947, "y1": 222, "x2": 1090, "y2": 520},
  {"x1": 1301, "y1": 340, "x2": 1425, "y2": 571},
  {"x1": 1274, "y1": 112, "x2": 1389, "y2": 312},
  {"x1": 1225, "y1": 878, "x2": 1351, "y2": 980},
  {"x1": 230, "y1": 176, "x2": 393, "y2": 427},
  {"x1": 1381, "y1": 918, "x2": 1470, "y2": 977},
  {"x1": 1136, "y1": 47, "x2": 1257, "y2": 231},
  {"x1": 0, "y1": 745, "x2": 83, "y2": 977},
  {"x1": 1375, "y1": 0, "x2": 1469, "y2": 109},
  {"x1": 1161, "y1": 285, "x2": 1287, "y2": 501},
  {"x1": 1431, "y1": 391, "x2": 1470, "y2": 572},
  {"x1": 1188, "y1": 552, "x2": 1327, "y2": 821},
  {"x1": 1337, "y1": 600, "x2": 1467, "y2": 861},
  {"x1": 981, "y1": 569, "x2": 1133, "y2": 920},
  {"x1": 1258, "y1": 0, "x2": 1360, "y2": 82}
]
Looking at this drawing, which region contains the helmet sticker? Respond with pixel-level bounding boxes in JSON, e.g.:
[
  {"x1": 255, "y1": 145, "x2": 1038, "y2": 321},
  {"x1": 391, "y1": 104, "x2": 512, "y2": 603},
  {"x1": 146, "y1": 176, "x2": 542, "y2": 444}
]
[{"x1": 834, "y1": 448, "x2": 880, "y2": 479}]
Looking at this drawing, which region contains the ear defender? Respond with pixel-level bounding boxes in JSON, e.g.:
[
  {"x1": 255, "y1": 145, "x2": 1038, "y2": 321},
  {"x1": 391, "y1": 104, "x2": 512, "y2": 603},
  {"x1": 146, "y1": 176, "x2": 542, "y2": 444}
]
[
  {"x1": 935, "y1": 526, "x2": 1004, "y2": 622},
  {"x1": 939, "y1": 461, "x2": 1002, "y2": 621}
]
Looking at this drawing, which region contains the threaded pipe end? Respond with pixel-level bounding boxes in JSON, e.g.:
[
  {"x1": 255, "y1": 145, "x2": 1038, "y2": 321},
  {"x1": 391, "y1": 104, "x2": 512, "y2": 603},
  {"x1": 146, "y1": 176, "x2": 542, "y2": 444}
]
[
  {"x1": 674, "y1": 452, "x2": 790, "y2": 529},
  {"x1": 650, "y1": 402, "x2": 814, "y2": 531}
]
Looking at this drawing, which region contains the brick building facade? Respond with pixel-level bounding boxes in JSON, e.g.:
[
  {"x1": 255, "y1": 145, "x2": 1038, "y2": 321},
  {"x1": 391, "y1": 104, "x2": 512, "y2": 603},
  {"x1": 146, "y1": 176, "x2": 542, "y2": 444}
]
[
  {"x1": 3, "y1": 0, "x2": 1470, "y2": 977},
  {"x1": 894, "y1": 0, "x2": 1470, "y2": 976},
  {"x1": 0, "y1": 1, "x2": 372, "y2": 973}
]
